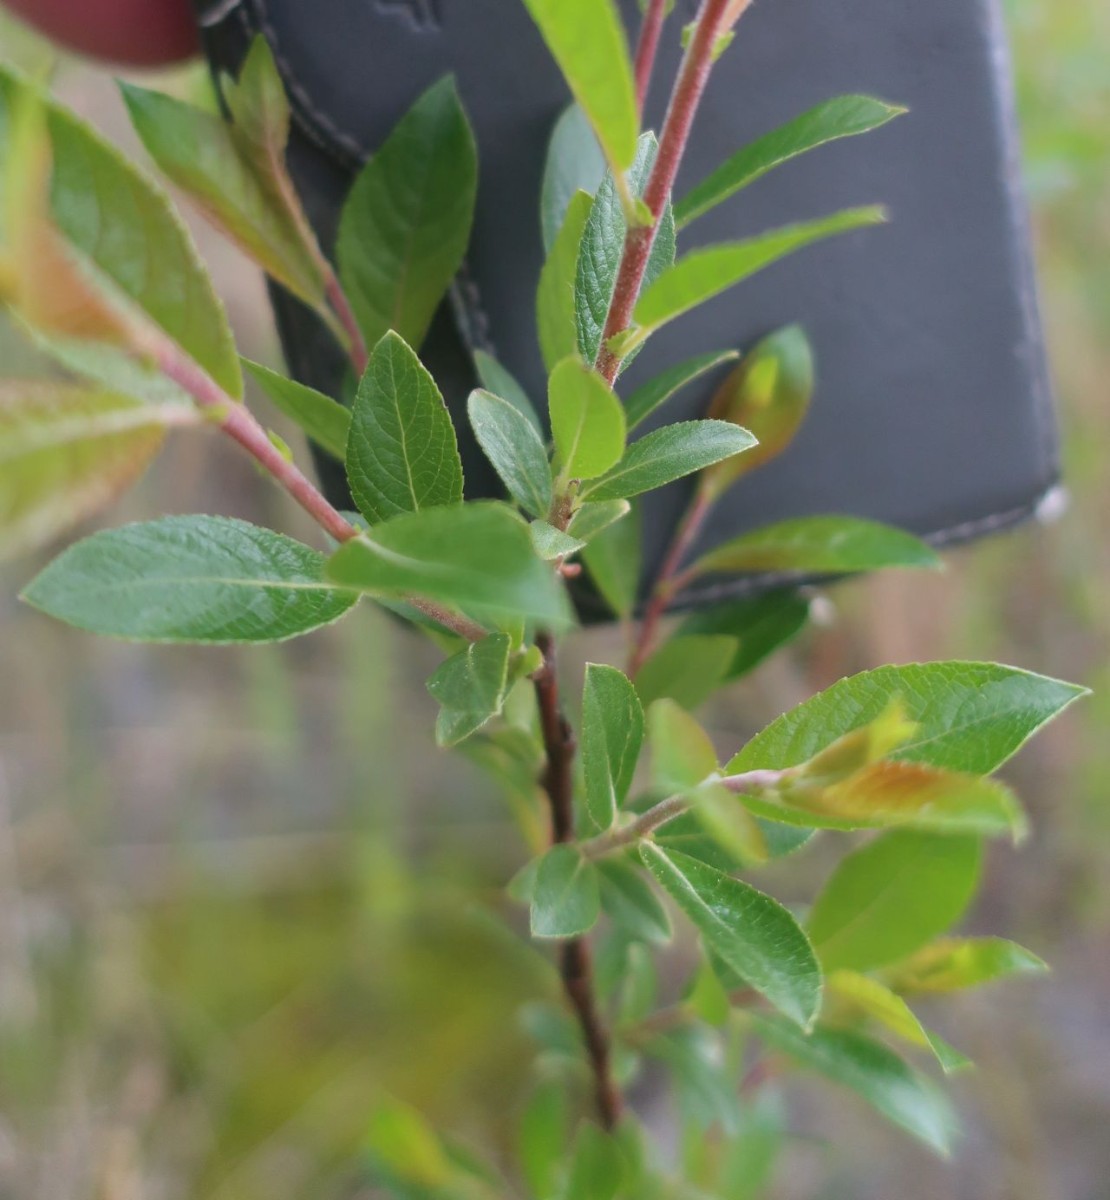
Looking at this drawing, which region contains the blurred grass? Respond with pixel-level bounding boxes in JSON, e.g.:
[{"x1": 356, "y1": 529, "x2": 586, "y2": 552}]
[{"x1": 0, "y1": 2, "x2": 1109, "y2": 1196}]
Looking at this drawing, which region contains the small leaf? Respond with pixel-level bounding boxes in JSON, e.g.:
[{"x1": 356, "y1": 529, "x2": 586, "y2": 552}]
[
  {"x1": 468, "y1": 389, "x2": 552, "y2": 517},
  {"x1": 635, "y1": 634, "x2": 737, "y2": 710},
  {"x1": 883, "y1": 937, "x2": 1048, "y2": 994},
  {"x1": 540, "y1": 103, "x2": 606, "y2": 252},
  {"x1": 548, "y1": 358, "x2": 626, "y2": 481},
  {"x1": 641, "y1": 845, "x2": 822, "y2": 1028},
  {"x1": 242, "y1": 358, "x2": 350, "y2": 460},
  {"x1": 692, "y1": 515, "x2": 940, "y2": 577},
  {"x1": 365, "y1": 1097, "x2": 454, "y2": 1187},
  {"x1": 473, "y1": 349, "x2": 541, "y2": 432},
  {"x1": 426, "y1": 633, "x2": 513, "y2": 747},
  {"x1": 568, "y1": 498, "x2": 631, "y2": 542},
  {"x1": 691, "y1": 783, "x2": 770, "y2": 866},
  {"x1": 807, "y1": 831, "x2": 982, "y2": 973},
  {"x1": 648, "y1": 698, "x2": 717, "y2": 792},
  {"x1": 530, "y1": 521, "x2": 585, "y2": 560},
  {"x1": 538, "y1": 190, "x2": 592, "y2": 374},
  {"x1": 675, "y1": 95, "x2": 907, "y2": 228},
  {"x1": 580, "y1": 420, "x2": 756, "y2": 501},
  {"x1": 326, "y1": 502, "x2": 572, "y2": 627},
  {"x1": 624, "y1": 348, "x2": 740, "y2": 431},
  {"x1": 531, "y1": 844, "x2": 601, "y2": 939},
  {"x1": 752, "y1": 1014, "x2": 956, "y2": 1155},
  {"x1": 582, "y1": 663, "x2": 645, "y2": 829},
  {"x1": 597, "y1": 858, "x2": 672, "y2": 945},
  {"x1": 565, "y1": 1122, "x2": 625, "y2": 1200},
  {"x1": 677, "y1": 589, "x2": 810, "y2": 681},
  {"x1": 581, "y1": 500, "x2": 641, "y2": 619},
  {"x1": 22, "y1": 515, "x2": 358, "y2": 643},
  {"x1": 518, "y1": 1082, "x2": 569, "y2": 1200},
  {"x1": 337, "y1": 77, "x2": 477, "y2": 350},
  {"x1": 346, "y1": 332, "x2": 463, "y2": 523}
]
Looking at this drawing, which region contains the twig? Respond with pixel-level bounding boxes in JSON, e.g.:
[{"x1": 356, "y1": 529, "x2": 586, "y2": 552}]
[
  {"x1": 324, "y1": 266, "x2": 369, "y2": 376},
  {"x1": 633, "y1": 0, "x2": 670, "y2": 113}
]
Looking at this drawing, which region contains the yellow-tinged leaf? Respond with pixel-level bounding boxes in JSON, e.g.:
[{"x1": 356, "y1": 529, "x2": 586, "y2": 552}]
[
  {"x1": 882, "y1": 937, "x2": 1048, "y2": 994},
  {"x1": 800, "y1": 697, "x2": 919, "y2": 782}
]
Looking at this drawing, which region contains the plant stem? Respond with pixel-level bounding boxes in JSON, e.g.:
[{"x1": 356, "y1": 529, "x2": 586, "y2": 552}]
[
  {"x1": 324, "y1": 267, "x2": 369, "y2": 376},
  {"x1": 633, "y1": 0, "x2": 669, "y2": 113}
]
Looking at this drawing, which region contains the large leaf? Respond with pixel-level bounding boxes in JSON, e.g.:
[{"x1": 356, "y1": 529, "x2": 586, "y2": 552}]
[
  {"x1": 641, "y1": 845, "x2": 821, "y2": 1028},
  {"x1": 337, "y1": 78, "x2": 477, "y2": 351},
  {"x1": 468, "y1": 389, "x2": 552, "y2": 517},
  {"x1": 752, "y1": 1014, "x2": 956, "y2": 1155},
  {"x1": 426, "y1": 633, "x2": 513, "y2": 747},
  {"x1": 624, "y1": 349, "x2": 740, "y2": 431},
  {"x1": 0, "y1": 382, "x2": 175, "y2": 560},
  {"x1": 678, "y1": 589, "x2": 810, "y2": 681},
  {"x1": 326, "y1": 502, "x2": 571, "y2": 627},
  {"x1": 22, "y1": 515, "x2": 358, "y2": 643},
  {"x1": 346, "y1": 332, "x2": 463, "y2": 523},
  {"x1": 537, "y1": 190, "x2": 592, "y2": 374},
  {"x1": 582, "y1": 663, "x2": 644, "y2": 829},
  {"x1": 242, "y1": 358, "x2": 350, "y2": 460},
  {"x1": 548, "y1": 358, "x2": 626, "y2": 481},
  {"x1": 540, "y1": 103, "x2": 606, "y2": 252},
  {"x1": 0, "y1": 69, "x2": 241, "y2": 397},
  {"x1": 675, "y1": 95, "x2": 906, "y2": 228},
  {"x1": 580, "y1": 420, "x2": 755, "y2": 501},
  {"x1": 807, "y1": 831, "x2": 982, "y2": 972},
  {"x1": 727, "y1": 662, "x2": 1087, "y2": 777},
  {"x1": 531, "y1": 844, "x2": 601, "y2": 939},
  {"x1": 883, "y1": 937, "x2": 1048, "y2": 994}
]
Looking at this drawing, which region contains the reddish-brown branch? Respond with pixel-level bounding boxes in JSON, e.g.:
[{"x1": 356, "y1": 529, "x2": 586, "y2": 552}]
[
  {"x1": 324, "y1": 268, "x2": 369, "y2": 376},
  {"x1": 633, "y1": 0, "x2": 669, "y2": 113}
]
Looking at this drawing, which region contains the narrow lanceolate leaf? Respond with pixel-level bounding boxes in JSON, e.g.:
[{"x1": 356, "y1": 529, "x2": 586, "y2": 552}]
[
  {"x1": 692, "y1": 515, "x2": 940, "y2": 578},
  {"x1": 0, "y1": 383, "x2": 176, "y2": 560},
  {"x1": 537, "y1": 190, "x2": 592, "y2": 374},
  {"x1": 678, "y1": 589, "x2": 810, "y2": 682},
  {"x1": 752, "y1": 1015, "x2": 956, "y2": 1155},
  {"x1": 531, "y1": 845, "x2": 601, "y2": 939},
  {"x1": 521, "y1": 0, "x2": 638, "y2": 178},
  {"x1": 581, "y1": 420, "x2": 756, "y2": 501},
  {"x1": 242, "y1": 358, "x2": 350, "y2": 460},
  {"x1": 641, "y1": 845, "x2": 822, "y2": 1029},
  {"x1": 529, "y1": 521, "x2": 585, "y2": 561},
  {"x1": 807, "y1": 831, "x2": 982, "y2": 973},
  {"x1": 548, "y1": 358, "x2": 626, "y2": 480},
  {"x1": 22, "y1": 516, "x2": 358, "y2": 643},
  {"x1": 426, "y1": 633, "x2": 513, "y2": 747},
  {"x1": 468, "y1": 389, "x2": 552, "y2": 517},
  {"x1": 727, "y1": 662, "x2": 1088, "y2": 778},
  {"x1": 346, "y1": 332, "x2": 463, "y2": 523},
  {"x1": 473, "y1": 350, "x2": 541, "y2": 432},
  {"x1": 540, "y1": 103, "x2": 605, "y2": 252},
  {"x1": 624, "y1": 349, "x2": 740, "y2": 431},
  {"x1": 582, "y1": 664, "x2": 644, "y2": 829},
  {"x1": 675, "y1": 95, "x2": 907, "y2": 228},
  {"x1": 326, "y1": 502, "x2": 572, "y2": 627},
  {"x1": 630, "y1": 208, "x2": 886, "y2": 344},
  {"x1": 581, "y1": 501, "x2": 641, "y2": 619},
  {"x1": 597, "y1": 858, "x2": 672, "y2": 945},
  {"x1": 883, "y1": 937, "x2": 1048, "y2": 995},
  {"x1": 0, "y1": 68, "x2": 241, "y2": 396},
  {"x1": 337, "y1": 77, "x2": 477, "y2": 350}
]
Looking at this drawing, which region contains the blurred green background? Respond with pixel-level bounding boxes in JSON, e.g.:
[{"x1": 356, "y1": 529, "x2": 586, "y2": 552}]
[{"x1": 0, "y1": 2, "x2": 1107, "y2": 1196}]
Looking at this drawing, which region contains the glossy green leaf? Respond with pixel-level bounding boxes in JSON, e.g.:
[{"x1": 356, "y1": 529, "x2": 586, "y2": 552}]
[
  {"x1": 426, "y1": 633, "x2": 513, "y2": 747},
  {"x1": 582, "y1": 663, "x2": 645, "y2": 828},
  {"x1": 337, "y1": 77, "x2": 477, "y2": 350},
  {"x1": 242, "y1": 358, "x2": 350, "y2": 460},
  {"x1": 326, "y1": 502, "x2": 572, "y2": 627},
  {"x1": 641, "y1": 845, "x2": 822, "y2": 1028},
  {"x1": 346, "y1": 332, "x2": 463, "y2": 523},
  {"x1": 807, "y1": 831, "x2": 982, "y2": 972},
  {"x1": 693, "y1": 515, "x2": 940, "y2": 577},
  {"x1": 531, "y1": 844, "x2": 601, "y2": 939},
  {"x1": 675, "y1": 95, "x2": 907, "y2": 228},
  {"x1": 23, "y1": 515, "x2": 358, "y2": 643},
  {"x1": 752, "y1": 1014, "x2": 956, "y2": 1155},
  {"x1": 538, "y1": 190, "x2": 592, "y2": 374},
  {"x1": 540, "y1": 103, "x2": 606, "y2": 252},
  {"x1": 581, "y1": 420, "x2": 756, "y2": 501},
  {"x1": 884, "y1": 937, "x2": 1048, "y2": 994},
  {"x1": 548, "y1": 358, "x2": 626, "y2": 480},
  {"x1": 0, "y1": 382, "x2": 173, "y2": 560},
  {"x1": 678, "y1": 589, "x2": 810, "y2": 681},
  {"x1": 635, "y1": 634, "x2": 737, "y2": 710},
  {"x1": 648, "y1": 698, "x2": 717, "y2": 792},
  {"x1": 581, "y1": 500, "x2": 641, "y2": 619},
  {"x1": 530, "y1": 521, "x2": 585, "y2": 561},
  {"x1": 468, "y1": 388, "x2": 552, "y2": 517},
  {"x1": 473, "y1": 349, "x2": 541, "y2": 432},
  {"x1": 624, "y1": 349, "x2": 740, "y2": 431},
  {"x1": 597, "y1": 858, "x2": 672, "y2": 945}
]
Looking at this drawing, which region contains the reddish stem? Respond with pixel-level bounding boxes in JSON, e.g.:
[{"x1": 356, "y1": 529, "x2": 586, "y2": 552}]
[
  {"x1": 633, "y1": 0, "x2": 669, "y2": 114},
  {"x1": 325, "y1": 268, "x2": 369, "y2": 376}
]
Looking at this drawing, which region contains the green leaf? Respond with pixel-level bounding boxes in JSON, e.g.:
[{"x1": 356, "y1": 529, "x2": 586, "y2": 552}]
[
  {"x1": 326, "y1": 502, "x2": 571, "y2": 627},
  {"x1": 807, "y1": 831, "x2": 982, "y2": 972},
  {"x1": 426, "y1": 633, "x2": 513, "y2": 747},
  {"x1": 883, "y1": 937, "x2": 1048, "y2": 994},
  {"x1": 675, "y1": 95, "x2": 907, "y2": 228},
  {"x1": 678, "y1": 589, "x2": 810, "y2": 681},
  {"x1": 641, "y1": 845, "x2": 822, "y2": 1028},
  {"x1": 22, "y1": 515, "x2": 358, "y2": 643},
  {"x1": 365, "y1": 1097, "x2": 455, "y2": 1187},
  {"x1": 635, "y1": 634, "x2": 738, "y2": 711},
  {"x1": 346, "y1": 332, "x2": 463, "y2": 523},
  {"x1": 580, "y1": 500, "x2": 641, "y2": 619},
  {"x1": 752, "y1": 1014, "x2": 956, "y2": 1155},
  {"x1": 582, "y1": 663, "x2": 645, "y2": 829},
  {"x1": 692, "y1": 515, "x2": 940, "y2": 577},
  {"x1": 521, "y1": 0, "x2": 638, "y2": 177},
  {"x1": 565, "y1": 1122, "x2": 625, "y2": 1200},
  {"x1": 0, "y1": 69, "x2": 241, "y2": 397},
  {"x1": 538, "y1": 190, "x2": 593, "y2": 375},
  {"x1": 468, "y1": 388, "x2": 552, "y2": 517},
  {"x1": 473, "y1": 349, "x2": 541, "y2": 432},
  {"x1": 518, "y1": 1082, "x2": 569, "y2": 1200},
  {"x1": 645, "y1": 1026, "x2": 741, "y2": 1134},
  {"x1": 648, "y1": 698, "x2": 717, "y2": 792},
  {"x1": 0, "y1": 382, "x2": 173, "y2": 560},
  {"x1": 624, "y1": 349, "x2": 740, "y2": 431},
  {"x1": 548, "y1": 358, "x2": 626, "y2": 480},
  {"x1": 727, "y1": 661, "x2": 1088, "y2": 777},
  {"x1": 337, "y1": 77, "x2": 477, "y2": 351},
  {"x1": 531, "y1": 844, "x2": 601, "y2": 939},
  {"x1": 597, "y1": 858, "x2": 672, "y2": 945},
  {"x1": 568, "y1": 498, "x2": 631, "y2": 542},
  {"x1": 581, "y1": 420, "x2": 755, "y2": 501},
  {"x1": 242, "y1": 358, "x2": 350, "y2": 460},
  {"x1": 630, "y1": 208, "x2": 886, "y2": 344},
  {"x1": 530, "y1": 521, "x2": 585, "y2": 561},
  {"x1": 540, "y1": 103, "x2": 606, "y2": 252}
]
